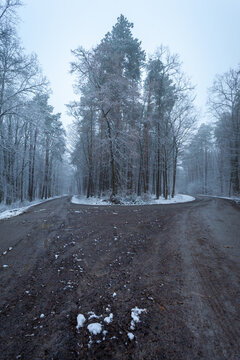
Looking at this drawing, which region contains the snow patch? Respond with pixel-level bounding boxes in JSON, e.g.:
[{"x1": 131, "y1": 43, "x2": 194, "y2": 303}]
[
  {"x1": 76, "y1": 314, "x2": 86, "y2": 329},
  {"x1": 153, "y1": 194, "x2": 195, "y2": 204},
  {"x1": 104, "y1": 313, "x2": 113, "y2": 324},
  {"x1": 88, "y1": 311, "x2": 102, "y2": 320},
  {"x1": 198, "y1": 194, "x2": 240, "y2": 202},
  {"x1": 130, "y1": 307, "x2": 146, "y2": 330},
  {"x1": 87, "y1": 323, "x2": 102, "y2": 335},
  {"x1": 71, "y1": 194, "x2": 195, "y2": 206},
  {"x1": 71, "y1": 195, "x2": 110, "y2": 206},
  {"x1": 0, "y1": 196, "x2": 65, "y2": 220},
  {"x1": 128, "y1": 332, "x2": 134, "y2": 340}
]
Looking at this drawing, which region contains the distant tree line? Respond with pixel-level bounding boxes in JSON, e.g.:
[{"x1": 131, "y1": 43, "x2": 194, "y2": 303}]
[
  {"x1": 69, "y1": 15, "x2": 196, "y2": 201},
  {"x1": 0, "y1": 0, "x2": 66, "y2": 205},
  {"x1": 182, "y1": 66, "x2": 240, "y2": 197}
]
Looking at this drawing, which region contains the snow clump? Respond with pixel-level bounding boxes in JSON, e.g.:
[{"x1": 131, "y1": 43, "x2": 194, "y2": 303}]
[
  {"x1": 87, "y1": 323, "x2": 102, "y2": 335},
  {"x1": 130, "y1": 307, "x2": 146, "y2": 330},
  {"x1": 128, "y1": 332, "x2": 135, "y2": 340},
  {"x1": 104, "y1": 313, "x2": 113, "y2": 324},
  {"x1": 76, "y1": 314, "x2": 86, "y2": 330}
]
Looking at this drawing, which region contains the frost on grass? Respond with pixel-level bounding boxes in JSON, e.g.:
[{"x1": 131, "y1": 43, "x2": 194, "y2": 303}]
[
  {"x1": 76, "y1": 314, "x2": 86, "y2": 330},
  {"x1": 87, "y1": 323, "x2": 102, "y2": 335},
  {"x1": 130, "y1": 307, "x2": 147, "y2": 330}
]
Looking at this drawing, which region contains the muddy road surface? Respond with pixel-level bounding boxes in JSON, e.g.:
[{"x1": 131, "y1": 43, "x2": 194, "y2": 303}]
[{"x1": 0, "y1": 196, "x2": 239, "y2": 359}]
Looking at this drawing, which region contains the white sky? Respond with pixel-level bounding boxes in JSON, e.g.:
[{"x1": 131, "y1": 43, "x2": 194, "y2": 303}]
[{"x1": 18, "y1": 0, "x2": 240, "y2": 128}]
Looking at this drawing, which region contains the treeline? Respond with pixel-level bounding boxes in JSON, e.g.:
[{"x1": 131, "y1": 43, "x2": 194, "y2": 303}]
[
  {"x1": 182, "y1": 66, "x2": 240, "y2": 197},
  {"x1": 69, "y1": 15, "x2": 196, "y2": 201},
  {"x1": 0, "y1": 0, "x2": 66, "y2": 205}
]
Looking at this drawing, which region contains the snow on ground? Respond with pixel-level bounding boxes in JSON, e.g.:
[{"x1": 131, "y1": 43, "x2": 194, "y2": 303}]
[
  {"x1": 87, "y1": 323, "x2": 102, "y2": 335},
  {"x1": 2, "y1": 247, "x2": 12, "y2": 256},
  {"x1": 198, "y1": 194, "x2": 240, "y2": 202},
  {"x1": 71, "y1": 194, "x2": 195, "y2": 206},
  {"x1": 130, "y1": 307, "x2": 147, "y2": 330},
  {"x1": 88, "y1": 312, "x2": 102, "y2": 320},
  {"x1": 104, "y1": 313, "x2": 113, "y2": 324},
  {"x1": 128, "y1": 332, "x2": 135, "y2": 340},
  {"x1": 154, "y1": 194, "x2": 195, "y2": 204},
  {"x1": 76, "y1": 314, "x2": 86, "y2": 330},
  {"x1": 75, "y1": 305, "x2": 147, "y2": 347},
  {"x1": 71, "y1": 195, "x2": 110, "y2": 206},
  {"x1": 0, "y1": 195, "x2": 65, "y2": 220}
]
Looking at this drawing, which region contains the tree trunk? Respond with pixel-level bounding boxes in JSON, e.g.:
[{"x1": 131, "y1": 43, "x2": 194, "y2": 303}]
[
  {"x1": 42, "y1": 137, "x2": 49, "y2": 199},
  {"x1": 30, "y1": 128, "x2": 38, "y2": 200},
  {"x1": 171, "y1": 148, "x2": 178, "y2": 198},
  {"x1": 103, "y1": 112, "x2": 116, "y2": 197}
]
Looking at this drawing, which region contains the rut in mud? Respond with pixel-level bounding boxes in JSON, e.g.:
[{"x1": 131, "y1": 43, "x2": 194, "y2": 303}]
[{"x1": 0, "y1": 196, "x2": 239, "y2": 359}]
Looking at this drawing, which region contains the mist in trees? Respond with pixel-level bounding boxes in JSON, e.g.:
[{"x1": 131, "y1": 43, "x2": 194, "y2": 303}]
[
  {"x1": 0, "y1": 0, "x2": 67, "y2": 206},
  {"x1": 1, "y1": 6, "x2": 238, "y2": 206},
  {"x1": 69, "y1": 15, "x2": 196, "y2": 201},
  {"x1": 182, "y1": 66, "x2": 240, "y2": 197}
]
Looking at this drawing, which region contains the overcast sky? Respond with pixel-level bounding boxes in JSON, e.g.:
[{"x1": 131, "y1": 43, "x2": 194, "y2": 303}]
[{"x1": 18, "y1": 0, "x2": 240, "y2": 128}]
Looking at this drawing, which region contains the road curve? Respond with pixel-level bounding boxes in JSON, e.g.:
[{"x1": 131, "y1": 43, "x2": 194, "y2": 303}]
[{"x1": 0, "y1": 196, "x2": 239, "y2": 359}]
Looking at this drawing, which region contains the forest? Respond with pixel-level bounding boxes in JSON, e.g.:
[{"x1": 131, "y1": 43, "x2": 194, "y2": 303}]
[
  {"x1": 69, "y1": 14, "x2": 240, "y2": 201},
  {"x1": 0, "y1": 1, "x2": 240, "y2": 207},
  {"x1": 0, "y1": 0, "x2": 67, "y2": 205}
]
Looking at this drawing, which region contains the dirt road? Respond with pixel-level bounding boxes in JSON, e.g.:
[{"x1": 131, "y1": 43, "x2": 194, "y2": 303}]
[{"x1": 0, "y1": 196, "x2": 239, "y2": 359}]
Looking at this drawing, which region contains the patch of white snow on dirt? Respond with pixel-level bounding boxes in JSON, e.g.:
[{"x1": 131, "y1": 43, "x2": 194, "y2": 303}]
[
  {"x1": 88, "y1": 311, "x2": 102, "y2": 320},
  {"x1": 154, "y1": 194, "x2": 195, "y2": 204},
  {"x1": 104, "y1": 313, "x2": 113, "y2": 324},
  {"x1": 76, "y1": 314, "x2": 86, "y2": 329},
  {"x1": 87, "y1": 323, "x2": 102, "y2": 335},
  {"x1": 71, "y1": 194, "x2": 195, "y2": 206},
  {"x1": 71, "y1": 195, "x2": 110, "y2": 206},
  {"x1": 130, "y1": 307, "x2": 147, "y2": 330},
  {"x1": 0, "y1": 207, "x2": 28, "y2": 220},
  {"x1": 128, "y1": 332, "x2": 134, "y2": 340},
  {"x1": 0, "y1": 196, "x2": 66, "y2": 220},
  {"x1": 198, "y1": 194, "x2": 240, "y2": 204}
]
